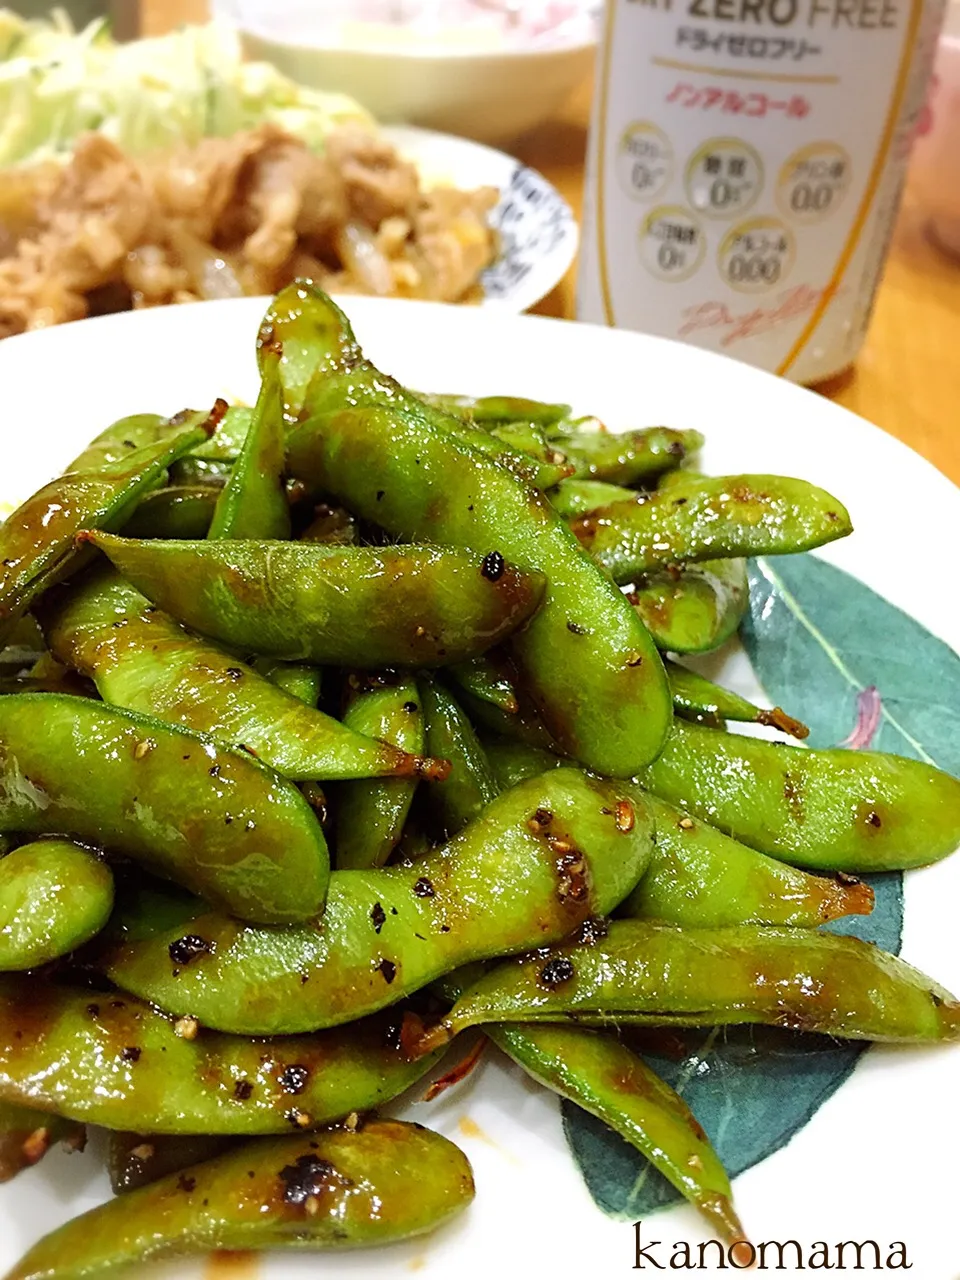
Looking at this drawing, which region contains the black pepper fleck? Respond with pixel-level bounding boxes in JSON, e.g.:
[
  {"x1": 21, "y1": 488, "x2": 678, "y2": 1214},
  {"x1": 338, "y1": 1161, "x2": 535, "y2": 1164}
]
[
  {"x1": 233, "y1": 1080, "x2": 253, "y2": 1101},
  {"x1": 377, "y1": 958, "x2": 397, "y2": 984},
  {"x1": 481, "y1": 550, "x2": 505, "y2": 581},
  {"x1": 278, "y1": 1064, "x2": 310, "y2": 1095},
  {"x1": 371, "y1": 902, "x2": 386, "y2": 934},
  {"x1": 121, "y1": 1046, "x2": 141, "y2": 1063},
  {"x1": 413, "y1": 876, "x2": 435, "y2": 898},
  {"x1": 168, "y1": 935, "x2": 214, "y2": 967},
  {"x1": 538, "y1": 957, "x2": 576, "y2": 988},
  {"x1": 279, "y1": 1154, "x2": 336, "y2": 1205}
]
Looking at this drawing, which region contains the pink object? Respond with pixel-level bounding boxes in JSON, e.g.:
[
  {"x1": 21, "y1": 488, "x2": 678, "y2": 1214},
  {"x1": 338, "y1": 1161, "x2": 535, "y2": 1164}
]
[
  {"x1": 910, "y1": 4, "x2": 960, "y2": 256},
  {"x1": 840, "y1": 686, "x2": 883, "y2": 751}
]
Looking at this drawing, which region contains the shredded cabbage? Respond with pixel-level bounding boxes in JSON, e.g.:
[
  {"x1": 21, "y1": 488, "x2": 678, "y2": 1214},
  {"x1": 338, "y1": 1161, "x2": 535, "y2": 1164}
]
[{"x1": 0, "y1": 11, "x2": 375, "y2": 169}]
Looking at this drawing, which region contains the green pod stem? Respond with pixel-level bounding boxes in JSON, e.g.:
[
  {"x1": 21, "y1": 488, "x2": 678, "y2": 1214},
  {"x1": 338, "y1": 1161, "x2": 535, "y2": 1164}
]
[
  {"x1": 101, "y1": 770, "x2": 654, "y2": 1034},
  {"x1": 84, "y1": 534, "x2": 545, "y2": 668},
  {"x1": 194, "y1": 405, "x2": 255, "y2": 460},
  {"x1": 447, "y1": 651, "x2": 521, "y2": 715},
  {"x1": 552, "y1": 426, "x2": 704, "y2": 486},
  {"x1": 665, "y1": 660, "x2": 809, "y2": 738},
  {"x1": 0, "y1": 840, "x2": 113, "y2": 970},
  {"x1": 418, "y1": 675, "x2": 499, "y2": 839},
  {"x1": 481, "y1": 739, "x2": 869, "y2": 928},
  {"x1": 0, "y1": 977, "x2": 439, "y2": 1135},
  {"x1": 643, "y1": 718, "x2": 960, "y2": 872},
  {"x1": 570, "y1": 475, "x2": 853, "y2": 584},
  {"x1": 548, "y1": 478, "x2": 636, "y2": 518},
  {"x1": 489, "y1": 1024, "x2": 743, "y2": 1243},
  {"x1": 0, "y1": 413, "x2": 216, "y2": 644},
  {"x1": 335, "y1": 676, "x2": 425, "y2": 870},
  {"x1": 287, "y1": 401, "x2": 670, "y2": 776},
  {"x1": 254, "y1": 659, "x2": 323, "y2": 706},
  {"x1": 66, "y1": 413, "x2": 171, "y2": 472},
  {"x1": 41, "y1": 568, "x2": 440, "y2": 783},
  {"x1": 208, "y1": 346, "x2": 290, "y2": 541},
  {"x1": 120, "y1": 486, "x2": 218, "y2": 539},
  {"x1": 167, "y1": 456, "x2": 233, "y2": 488},
  {"x1": 107, "y1": 1133, "x2": 234, "y2": 1195},
  {"x1": 421, "y1": 920, "x2": 960, "y2": 1053},
  {"x1": 629, "y1": 558, "x2": 750, "y2": 654},
  {"x1": 0, "y1": 1101, "x2": 84, "y2": 1184},
  {"x1": 0, "y1": 693, "x2": 328, "y2": 925},
  {"x1": 620, "y1": 795, "x2": 874, "y2": 928},
  {"x1": 270, "y1": 284, "x2": 671, "y2": 776},
  {"x1": 6, "y1": 1120, "x2": 475, "y2": 1280},
  {"x1": 418, "y1": 392, "x2": 572, "y2": 428}
]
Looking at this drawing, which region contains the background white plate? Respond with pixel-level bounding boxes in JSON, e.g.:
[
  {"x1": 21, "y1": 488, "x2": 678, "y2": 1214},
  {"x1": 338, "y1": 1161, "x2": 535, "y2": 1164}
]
[
  {"x1": 383, "y1": 125, "x2": 578, "y2": 312},
  {"x1": 0, "y1": 297, "x2": 957, "y2": 1279}
]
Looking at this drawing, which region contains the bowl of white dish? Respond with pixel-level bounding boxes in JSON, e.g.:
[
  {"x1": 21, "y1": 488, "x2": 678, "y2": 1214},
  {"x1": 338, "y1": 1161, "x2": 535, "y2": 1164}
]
[{"x1": 214, "y1": 0, "x2": 598, "y2": 146}]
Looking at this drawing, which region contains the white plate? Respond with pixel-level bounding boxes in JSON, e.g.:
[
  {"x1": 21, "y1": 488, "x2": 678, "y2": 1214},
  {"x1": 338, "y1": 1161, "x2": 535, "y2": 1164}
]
[
  {"x1": 0, "y1": 297, "x2": 958, "y2": 1280},
  {"x1": 383, "y1": 125, "x2": 578, "y2": 313}
]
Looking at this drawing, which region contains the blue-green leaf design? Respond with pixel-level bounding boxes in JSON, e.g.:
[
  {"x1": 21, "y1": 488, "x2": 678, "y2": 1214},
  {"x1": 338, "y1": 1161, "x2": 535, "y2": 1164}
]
[{"x1": 563, "y1": 552, "x2": 960, "y2": 1223}]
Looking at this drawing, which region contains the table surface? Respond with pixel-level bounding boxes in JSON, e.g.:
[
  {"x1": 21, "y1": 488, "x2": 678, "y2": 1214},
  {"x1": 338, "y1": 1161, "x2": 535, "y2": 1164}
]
[{"x1": 146, "y1": 0, "x2": 959, "y2": 485}]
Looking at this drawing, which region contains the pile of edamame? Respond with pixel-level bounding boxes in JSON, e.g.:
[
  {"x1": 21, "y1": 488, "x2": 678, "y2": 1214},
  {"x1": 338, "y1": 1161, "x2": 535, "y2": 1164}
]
[{"x1": 0, "y1": 283, "x2": 957, "y2": 1277}]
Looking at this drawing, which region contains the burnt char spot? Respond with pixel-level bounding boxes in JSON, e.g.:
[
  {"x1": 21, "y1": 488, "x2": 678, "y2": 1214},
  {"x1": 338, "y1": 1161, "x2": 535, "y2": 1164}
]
[
  {"x1": 234, "y1": 1080, "x2": 253, "y2": 1101},
  {"x1": 371, "y1": 903, "x2": 386, "y2": 934},
  {"x1": 527, "y1": 807, "x2": 553, "y2": 834},
  {"x1": 121, "y1": 1046, "x2": 141, "y2": 1063},
  {"x1": 481, "y1": 551, "x2": 505, "y2": 582},
  {"x1": 866, "y1": 811, "x2": 882, "y2": 828},
  {"x1": 225, "y1": 668, "x2": 244, "y2": 681},
  {"x1": 177, "y1": 1174, "x2": 196, "y2": 1192},
  {"x1": 576, "y1": 917, "x2": 609, "y2": 946},
  {"x1": 168, "y1": 936, "x2": 214, "y2": 967},
  {"x1": 402, "y1": 701, "x2": 418, "y2": 713},
  {"x1": 377, "y1": 959, "x2": 397, "y2": 984},
  {"x1": 566, "y1": 621, "x2": 587, "y2": 635},
  {"x1": 538, "y1": 958, "x2": 575, "y2": 989},
  {"x1": 279, "y1": 1155, "x2": 336, "y2": 1205},
  {"x1": 208, "y1": 765, "x2": 221, "y2": 778},
  {"x1": 278, "y1": 1065, "x2": 310, "y2": 1095},
  {"x1": 413, "y1": 877, "x2": 435, "y2": 898}
]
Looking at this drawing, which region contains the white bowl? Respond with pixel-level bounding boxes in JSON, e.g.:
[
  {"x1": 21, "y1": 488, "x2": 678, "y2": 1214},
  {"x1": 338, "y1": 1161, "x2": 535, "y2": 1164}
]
[{"x1": 232, "y1": 27, "x2": 596, "y2": 146}]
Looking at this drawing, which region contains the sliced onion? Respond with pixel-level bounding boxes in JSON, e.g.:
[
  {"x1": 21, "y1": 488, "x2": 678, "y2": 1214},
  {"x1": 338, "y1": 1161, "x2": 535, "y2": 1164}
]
[{"x1": 335, "y1": 220, "x2": 395, "y2": 297}]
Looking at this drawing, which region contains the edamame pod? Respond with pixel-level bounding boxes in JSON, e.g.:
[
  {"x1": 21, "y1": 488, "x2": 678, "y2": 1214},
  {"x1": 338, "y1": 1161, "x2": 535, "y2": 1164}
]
[
  {"x1": 107, "y1": 1133, "x2": 234, "y2": 1195},
  {"x1": 0, "y1": 977, "x2": 439, "y2": 1134},
  {"x1": 665, "y1": 660, "x2": 808, "y2": 738},
  {"x1": 553, "y1": 425, "x2": 703, "y2": 486},
  {"x1": 489, "y1": 1024, "x2": 743, "y2": 1242},
  {"x1": 621, "y1": 795, "x2": 873, "y2": 928},
  {"x1": 194, "y1": 405, "x2": 254, "y2": 460},
  {"x1": 419, "y1": 393, "x2": 572, "y2": 428},
  {"x1": 121, "y1": 486, "x2": 218, "y2": 539},
  {"x1": 628, "y1": 559, "x2": 750, "y2": 654},
  {"x1": 41, "y1": 569, "x2": 442, "y2": 783},
  {"x1": 0, "y1": 413, "x2": 216, "y2": 643},
  {"x1": 0, "y1": 1102, "x2": 84, "y2": 1183},
  {"x1": 274, "y1": 285, "x2": 671, "y2": 775},
  {"x1": 419, "y1": 920, "x2": 960, "y2": 1051},
  {"x1": 101, "y1": 770, "x2": 654, "y2": 1034},
  {"x1": 419, "y1": 675, "x2": 499, "y2": 838},
  {"x1": 254, "y1": 659, "x2": 323, "y2": 706},
  {"x1": 335, "y1": 676, "x2": 425, "y2": 870},
  {"x1": 0, "y1": 840, "x2": 113, "y2": 970},
  {"x1": 5, "y1": 1120, "x2": 474, "y2": 1280},
  {"x1": 84, "y1": 534, "x2": 545, "y2": 668},
  {"x1": 207, "y1": 344, "x2": 290, "y2": 541},
  {"x1": 570, "y1": 475, "x2": 852, "y2": 584},
  {"x1": 548, "y1": 478, "x2": 635, "y2": 518},
  {"x1": 643, "y1": 719, "x2": 960, "y2": 872},
  {"x1": 66, "y1": 413, "x2": 169, "y2": 472},
  {"x1": 0, "y1": 694, "x2": 328, "y2": 925},
  {"x1": 447, "y1": 652, "x2": 521, "y2": 715},
  {"x1": 167, "y1": 456, "x2": 232, "y2": 488}
]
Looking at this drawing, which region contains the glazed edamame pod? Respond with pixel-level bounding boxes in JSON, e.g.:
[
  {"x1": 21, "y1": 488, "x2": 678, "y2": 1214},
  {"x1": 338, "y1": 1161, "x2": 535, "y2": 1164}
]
[
  {"x1": 570, "y1": 475, "x2": 852, "y2": 583},
  {"x1": 489, "y1": 1024, "x2": 743, "y2": 1242},
  {"x1": 335, "y1": 676, "x2": 425, "y2": 870},
  {"x1": 41, "y1": 569, "x2": 440, "y2": 783},
  {"x1": 0, "y1": 840, "x2": 113, "y2": 970},
  {"x1": 665, "y1": 660, "x2": 808, "y2": 738},
  {"x1": 628, "y1": 559, "x2": 750, "y2": 654},
  {"x1": 0, "y1": 694, "x2": 328, "y2": 925},
  {"x1": 419, "y1": 675, "x2": 499, "y2": 839},
  {"x1": 448, "y1": 652, "x2": 521, "y2": 715},
  {"x1": 272, "y1": 285, "x2": 671, "y2": 775},
  {"x1": 419, "y1": 392, "x2": 572, "y2": 428},
  {"x1": 6, "y1": 1120, "x2": 474, "y2": 1280},
  {"x1": 0, "y1": 414, "x2": 216, "y2": 644},
  {"x1": 254, "y1": 659, "x2": 323, "y2": 706},
  {"x1": 459, "y1": 684, "x2": 561, "y2": 753},
  {"x1": 484, "y1": 738, "x2": 566, "y2": 792},
  {"x1": 194, "y1": 404, "x2": 254, "y2": 460},
  {"x1": 66, "y1": 413, "x2": 169, "y2": 472},
  {"x1": 643, "y1": 719, "x2": 960, "y2": 872},
  {"x1": 84, "y1": 535, "x2": 545, "y2": 668},
  {"x1": 101, "y1": 770, "x2": 654, "y2": 1034},
  {"x1": 621, "y1": 796, "x2": 873, "y2": 928},
  {"x1": 167, "y1": 456, "x2": 233, "y2": 488},
  {"x1": 107, "y1": 1133, "x2": 234, "y2": 1195},
  {"x1": 208, "y1": 345, "x2": 290, "y2": 541},
  {"x1": 547, "y1": 478, "x2": 635, "y2": 519},
  {"x1": 418, "y1": 920, "x2": 960, "y2": 1052},
  {"x1": 0, "y1": 1102, "x2": 84, "y2": 1183},
  {"x1": 553, "y1": 426, "x2": 704, "y2": 486},
  {"x1": 0, "y1": 977, "x2": 440, "y2": 1134},
  {"x1": 120, "y1": 486, "x2": 218, "y2": 539}
]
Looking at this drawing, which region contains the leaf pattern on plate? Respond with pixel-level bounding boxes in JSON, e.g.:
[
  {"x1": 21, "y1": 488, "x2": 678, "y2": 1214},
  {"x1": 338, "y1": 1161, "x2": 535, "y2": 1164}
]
[{"x1": 561, "y1": 550, "x2": 960, "y2": 1222}]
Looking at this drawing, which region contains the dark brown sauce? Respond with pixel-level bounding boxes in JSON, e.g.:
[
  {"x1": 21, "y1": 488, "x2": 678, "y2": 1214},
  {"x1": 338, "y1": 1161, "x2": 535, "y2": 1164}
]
[{"x1": 204, "y1": 1249, "x2": 259, "y2": 1280}]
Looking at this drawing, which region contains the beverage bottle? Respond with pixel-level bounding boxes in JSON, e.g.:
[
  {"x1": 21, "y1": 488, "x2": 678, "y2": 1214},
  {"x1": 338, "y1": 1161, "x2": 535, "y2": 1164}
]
[{"x1": 577, "y1": 0, "x2": 945, "y2": 381}]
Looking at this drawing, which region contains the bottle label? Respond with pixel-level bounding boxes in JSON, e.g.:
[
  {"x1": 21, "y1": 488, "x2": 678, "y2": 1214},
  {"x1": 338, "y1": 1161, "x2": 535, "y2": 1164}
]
[{"x1": 578, "y1": 0, "x2": 944, "y2": 381}]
